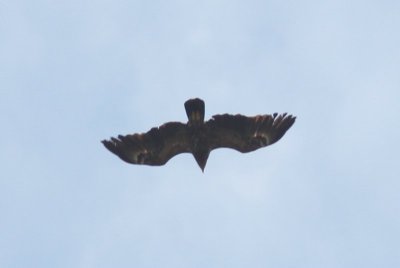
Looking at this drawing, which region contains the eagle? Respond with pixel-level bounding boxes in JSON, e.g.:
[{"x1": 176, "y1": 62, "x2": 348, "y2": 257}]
[{"x1": 102, "y1": 98, "x2": 296, "y2": 172}]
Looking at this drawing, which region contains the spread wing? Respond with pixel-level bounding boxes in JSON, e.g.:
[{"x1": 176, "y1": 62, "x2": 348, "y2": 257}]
[
  {"x1": 102, "y1": 122, "x2": 190, "y2": 166},
  {"x1": 206, "y1": 113, "x2": 296, "y2": 153}
]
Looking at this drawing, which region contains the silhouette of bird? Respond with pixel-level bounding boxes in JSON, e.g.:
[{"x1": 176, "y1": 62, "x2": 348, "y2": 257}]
[{"x1": 102, "y1": 98, "x2": 296, "y2": 172}]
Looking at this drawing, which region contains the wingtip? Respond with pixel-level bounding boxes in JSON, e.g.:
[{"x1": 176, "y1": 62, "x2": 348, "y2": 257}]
[{"x1": 101, "y1": 139, "x2": 109, "y2": 147}]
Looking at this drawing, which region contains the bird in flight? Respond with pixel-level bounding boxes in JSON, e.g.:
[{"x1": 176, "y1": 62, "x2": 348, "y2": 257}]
[{"x1": 102, "y1": 98, "x2": 296, "y2": 172}]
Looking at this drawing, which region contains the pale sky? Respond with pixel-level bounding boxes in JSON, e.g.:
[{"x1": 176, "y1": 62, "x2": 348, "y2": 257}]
[{"x1": 1, "y1": 0, "x2": 399, "y2": 267}]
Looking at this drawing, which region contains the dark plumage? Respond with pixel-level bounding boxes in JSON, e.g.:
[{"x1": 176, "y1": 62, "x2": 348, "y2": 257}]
[{"x1": 102, "y1": 98, "x2": 296, "y2": 172}]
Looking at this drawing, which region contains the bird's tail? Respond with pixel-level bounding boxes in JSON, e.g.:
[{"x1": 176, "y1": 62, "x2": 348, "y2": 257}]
[{"x1": 184, "y1": 98, "x2": 205, "y2": 126}]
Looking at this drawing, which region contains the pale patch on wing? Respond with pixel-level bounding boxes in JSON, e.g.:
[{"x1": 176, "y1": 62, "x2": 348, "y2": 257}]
[
  {"x1": 253, "y1": 133, "x2": 269, "y2": 147},
  {"x1": 135, "y1": 149, "x2": 149, "y2": 164}
]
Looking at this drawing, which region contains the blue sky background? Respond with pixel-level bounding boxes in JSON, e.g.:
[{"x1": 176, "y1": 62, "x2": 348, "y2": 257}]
[{"x1": 1, "y1": 0, "x2": 399, "y2": 267}]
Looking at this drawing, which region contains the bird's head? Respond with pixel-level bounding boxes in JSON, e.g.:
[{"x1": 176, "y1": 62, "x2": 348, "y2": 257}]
[{"x1": 193, "y1": 150, "x2": 210, "y2": 172}]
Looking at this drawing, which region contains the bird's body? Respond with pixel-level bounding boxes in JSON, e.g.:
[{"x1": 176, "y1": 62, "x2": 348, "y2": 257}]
[{"x1": 102, "y1": 98, "x2": 296, "y2": 171}]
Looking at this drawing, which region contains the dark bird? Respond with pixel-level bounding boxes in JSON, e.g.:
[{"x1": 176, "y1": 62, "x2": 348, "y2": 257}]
[{"x1": 102, "y1": 98, "x2": 296, "y2": 172}]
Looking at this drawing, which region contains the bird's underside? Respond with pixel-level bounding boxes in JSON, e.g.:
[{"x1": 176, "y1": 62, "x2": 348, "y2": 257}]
[{"x1": 102, "y1": 98, "x2": 296, "y2": 172}]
